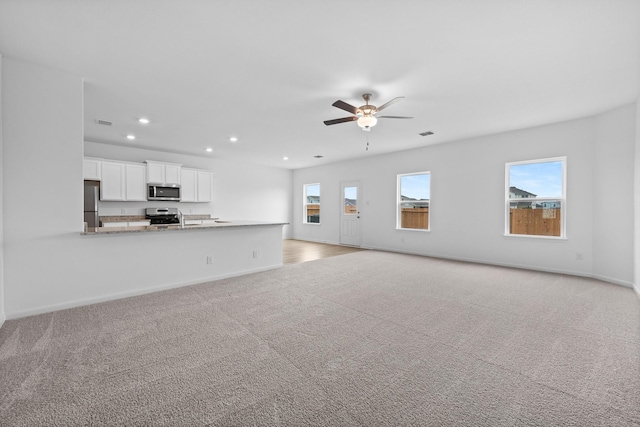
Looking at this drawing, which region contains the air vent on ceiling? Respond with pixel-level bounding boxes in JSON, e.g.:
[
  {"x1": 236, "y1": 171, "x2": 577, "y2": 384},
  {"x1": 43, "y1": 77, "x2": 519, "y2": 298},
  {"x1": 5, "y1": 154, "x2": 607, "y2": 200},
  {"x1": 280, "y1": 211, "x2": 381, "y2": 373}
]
[
  {"x1": 419, "y1": 131, "x2": 434, "y2": 137},
  {"x1": 95, "y1": 119, "x2": 113, "y2": 126}
]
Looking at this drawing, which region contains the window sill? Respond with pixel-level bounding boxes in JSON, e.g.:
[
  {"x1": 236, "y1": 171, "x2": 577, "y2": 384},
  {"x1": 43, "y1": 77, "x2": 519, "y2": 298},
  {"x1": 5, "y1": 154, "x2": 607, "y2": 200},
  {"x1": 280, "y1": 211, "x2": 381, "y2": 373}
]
[
  {"x1": 397, "y1": 228, "x2": 430, "y2": 232},
  {"x1": 504, "y1": 233, "x2": 566, "y2": 240}
]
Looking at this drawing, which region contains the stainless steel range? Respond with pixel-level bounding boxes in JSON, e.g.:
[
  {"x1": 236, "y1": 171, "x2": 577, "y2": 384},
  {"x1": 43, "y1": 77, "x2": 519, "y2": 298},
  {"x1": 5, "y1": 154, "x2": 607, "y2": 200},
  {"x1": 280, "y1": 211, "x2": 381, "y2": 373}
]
[{"x1": 145, "y1": 207, "x2": 180, "y2": 225}]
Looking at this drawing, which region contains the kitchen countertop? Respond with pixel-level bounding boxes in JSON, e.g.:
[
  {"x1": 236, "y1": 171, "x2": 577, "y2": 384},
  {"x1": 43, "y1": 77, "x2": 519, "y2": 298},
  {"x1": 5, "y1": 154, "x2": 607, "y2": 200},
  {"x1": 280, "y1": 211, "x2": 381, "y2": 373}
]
[{"x1": 82, "y1": 220, "x2": 288, "y2": 235}]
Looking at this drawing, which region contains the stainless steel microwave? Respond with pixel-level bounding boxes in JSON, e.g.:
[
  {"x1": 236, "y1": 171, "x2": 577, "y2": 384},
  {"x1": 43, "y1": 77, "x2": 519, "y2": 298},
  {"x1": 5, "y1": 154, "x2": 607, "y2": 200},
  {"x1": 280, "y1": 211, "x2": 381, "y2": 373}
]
[{"x1": 147, "y1": 184, "x2": 181, "y2": 201}]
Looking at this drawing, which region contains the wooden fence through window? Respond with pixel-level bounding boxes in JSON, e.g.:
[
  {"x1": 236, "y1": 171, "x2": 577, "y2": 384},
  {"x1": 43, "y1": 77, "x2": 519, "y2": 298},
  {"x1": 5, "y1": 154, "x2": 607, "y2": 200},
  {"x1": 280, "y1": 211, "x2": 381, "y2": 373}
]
[
  {"x1": 307, "y1": 205, "x2": 558, "y2": 235},
  {"x1": 401, "y1": 207, "x2": 429, "y2": 229},
  {"x1": 306, "y1": 204, "x2": 320, "y2": 223},
  {"x1": 510, "y1": 208, "x2": 561, "y2": 236}
]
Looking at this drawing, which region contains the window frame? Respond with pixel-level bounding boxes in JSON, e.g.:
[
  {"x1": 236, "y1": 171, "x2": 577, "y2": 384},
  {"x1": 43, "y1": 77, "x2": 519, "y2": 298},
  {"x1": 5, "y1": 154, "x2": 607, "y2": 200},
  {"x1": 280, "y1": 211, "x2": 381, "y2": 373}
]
[
  {"x1": 504, "y1": 157, "x2": 567, "y2": 239},
  {"x1": 303, "y1": 183, "x2": 321, "y2": 225},
  {"x1": 396, "y1": 171, "x2": 431, "y2": 232}
]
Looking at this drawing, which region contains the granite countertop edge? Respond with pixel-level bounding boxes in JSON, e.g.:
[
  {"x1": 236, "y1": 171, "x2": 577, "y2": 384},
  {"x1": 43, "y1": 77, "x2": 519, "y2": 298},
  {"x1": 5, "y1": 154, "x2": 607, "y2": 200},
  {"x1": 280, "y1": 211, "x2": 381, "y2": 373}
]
[{"x1": 81, "y1": 221, "x2": 288, "y2": 235}]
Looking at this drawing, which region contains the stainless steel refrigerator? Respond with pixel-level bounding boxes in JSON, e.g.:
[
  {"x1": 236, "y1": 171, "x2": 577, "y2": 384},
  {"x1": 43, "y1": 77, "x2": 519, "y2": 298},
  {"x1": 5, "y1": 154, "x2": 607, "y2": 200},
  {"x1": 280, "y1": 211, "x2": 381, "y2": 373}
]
[{"x1": 84, "y1": 180, "x2": 100, "y2": 228}]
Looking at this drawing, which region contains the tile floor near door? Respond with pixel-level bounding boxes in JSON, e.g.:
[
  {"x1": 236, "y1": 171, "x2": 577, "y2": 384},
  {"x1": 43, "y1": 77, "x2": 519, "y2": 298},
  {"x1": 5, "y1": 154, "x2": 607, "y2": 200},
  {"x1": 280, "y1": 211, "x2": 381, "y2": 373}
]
[{"x1": 283, "y1": 239, "x2": 365, "y2": 265}]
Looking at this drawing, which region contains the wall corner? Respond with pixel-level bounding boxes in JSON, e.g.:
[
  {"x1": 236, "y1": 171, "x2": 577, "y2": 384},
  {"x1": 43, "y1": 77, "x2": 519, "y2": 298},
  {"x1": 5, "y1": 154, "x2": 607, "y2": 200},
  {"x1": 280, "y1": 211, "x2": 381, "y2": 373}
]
[{"x1": 634, "y1": 96, "x2": 640, "y2": 299}]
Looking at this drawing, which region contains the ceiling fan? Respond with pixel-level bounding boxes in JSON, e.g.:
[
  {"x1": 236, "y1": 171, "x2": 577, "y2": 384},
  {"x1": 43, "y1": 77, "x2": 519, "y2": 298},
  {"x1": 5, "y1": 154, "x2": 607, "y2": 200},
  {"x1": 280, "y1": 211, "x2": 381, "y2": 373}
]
[{"x1": 323, "y1": 93, "x2": 413, "y2": 131}]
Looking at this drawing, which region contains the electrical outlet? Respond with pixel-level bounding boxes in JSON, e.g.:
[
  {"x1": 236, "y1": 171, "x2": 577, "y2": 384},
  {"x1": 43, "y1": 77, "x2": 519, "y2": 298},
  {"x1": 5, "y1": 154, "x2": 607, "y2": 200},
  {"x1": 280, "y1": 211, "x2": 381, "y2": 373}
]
[
  {"x1": 206, "y1": 256, "x2": 213, "y2": 264},
  {"x1": 121, "y1": 208, "x2": 126, "y2": 214},
  {"x1": 576, "y1": 253, "x2": 583, "y2": 261},
  {"x1": 252, "y1": 250, "x2": 259, "y2": 259}
]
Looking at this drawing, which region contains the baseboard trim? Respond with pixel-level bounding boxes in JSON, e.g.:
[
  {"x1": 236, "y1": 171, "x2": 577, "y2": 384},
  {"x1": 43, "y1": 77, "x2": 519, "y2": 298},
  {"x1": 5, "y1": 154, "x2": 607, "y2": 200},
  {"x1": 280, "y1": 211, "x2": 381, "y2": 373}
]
[
  {"x1": 590, "y1": 274, "x2": 634, "y2": 289},
  {"x1": 287, "y1": 237, "x2": 341, "y2": 246},
  {"x1": 359, "y1": 244, "x2": 634, "y2": 289},
  {"x1": 6, "y1": 264, "x2": 283, "y2": 320}
]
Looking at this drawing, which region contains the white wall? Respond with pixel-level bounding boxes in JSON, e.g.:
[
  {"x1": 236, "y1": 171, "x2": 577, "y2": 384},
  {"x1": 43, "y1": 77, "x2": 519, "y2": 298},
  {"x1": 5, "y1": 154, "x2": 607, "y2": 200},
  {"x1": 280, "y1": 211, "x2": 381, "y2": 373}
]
[
  {"x1": 2, "y1": 58, "x2": 291, "y2": 318},
  {"x1": 293, "y1": 110, "x2": 635, "y2": 287},
  {"x1": 592, "y1": 105, "x2": 636, "y2": 286},
  {"x1": 3, "y1": 57, "x2": 83, "y2": 317},
  {"x1": 0, "y1": 54, "x2": 5, "y2": 328},
  {"x1": 84, "y1": 142, "x2": 293, "y2": 238}
]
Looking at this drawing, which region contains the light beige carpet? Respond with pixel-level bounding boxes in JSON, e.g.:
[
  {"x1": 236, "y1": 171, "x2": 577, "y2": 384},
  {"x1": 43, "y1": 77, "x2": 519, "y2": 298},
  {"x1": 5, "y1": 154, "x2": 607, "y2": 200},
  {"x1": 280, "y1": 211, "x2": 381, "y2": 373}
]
[{"x1": 1, "y1": 251, "x2": 639, "y2": 426}]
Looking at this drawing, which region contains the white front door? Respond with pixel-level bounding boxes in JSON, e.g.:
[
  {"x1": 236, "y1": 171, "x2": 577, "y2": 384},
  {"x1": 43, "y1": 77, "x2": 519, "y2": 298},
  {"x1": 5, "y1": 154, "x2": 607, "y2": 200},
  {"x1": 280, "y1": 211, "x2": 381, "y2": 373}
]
[{"x1": 340, "y1": 181, "x2": 361, "y2": 246}]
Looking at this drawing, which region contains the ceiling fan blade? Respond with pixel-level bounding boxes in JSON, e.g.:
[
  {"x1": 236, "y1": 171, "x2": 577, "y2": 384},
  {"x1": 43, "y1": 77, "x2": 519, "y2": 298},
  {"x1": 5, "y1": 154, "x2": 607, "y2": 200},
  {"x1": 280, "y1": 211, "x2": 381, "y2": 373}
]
[
  {"x1": 376, "y1": 96, "x2": 405, "y2": 112},
  {"x1": 324, "y1": 116, "x2": 358, "y2": 126},
  {"x1": 332, "y1": 100, "x2": 359, "y2": 115},
  {"x1": 377, "y1": 115, "x2": 413, "y2": 119}
]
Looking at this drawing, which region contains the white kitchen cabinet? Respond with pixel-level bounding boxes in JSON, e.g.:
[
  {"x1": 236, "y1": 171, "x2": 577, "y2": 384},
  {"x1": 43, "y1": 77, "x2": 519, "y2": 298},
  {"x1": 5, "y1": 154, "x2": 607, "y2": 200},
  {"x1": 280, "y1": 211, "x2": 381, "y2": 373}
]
[
  {"x1": 197, "y1": 170, "x2": 213, "y2": 202},
  {"x1": 125, "y1": 163, "x2": 147, "y2": 201},
  {"x1": 179, "y1": 168, "x2": 213, "y2": 203},
  {"x1": 83, "y1": 158, "x2": 102, "y2": 180},
  {"x1": 165, "y1": 164, "x2": 181, "y2": 185},
  {"x1": 101, "y1": 161, "x2": 147, "y2": 201},
  {"x1": 146, "y1": 161, "x2": 164, "y2": 184},
  {"x1": 145, "y1": 160, "x2": 181, "y2": 185},
  {"x1": 180, "y1": 168, "x2": 198, "y2": 202},
  {"x1": 100, "y1": 161, "x2": 126, "y2": 201}
]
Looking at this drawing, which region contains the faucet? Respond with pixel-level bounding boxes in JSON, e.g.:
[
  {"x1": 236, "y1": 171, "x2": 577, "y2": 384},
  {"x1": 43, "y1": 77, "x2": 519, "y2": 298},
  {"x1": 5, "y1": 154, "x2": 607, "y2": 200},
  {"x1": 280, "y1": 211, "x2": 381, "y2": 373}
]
[{"x1": 178, "y1": 209, "x2": 184, "y2": 229}]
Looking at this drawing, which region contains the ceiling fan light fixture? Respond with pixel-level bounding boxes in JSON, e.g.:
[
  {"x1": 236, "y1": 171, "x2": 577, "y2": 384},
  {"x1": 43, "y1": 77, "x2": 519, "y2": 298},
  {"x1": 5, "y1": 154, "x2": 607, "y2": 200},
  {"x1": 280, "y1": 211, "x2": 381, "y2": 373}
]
[
  {"x1": 324, "y1": 93, "x2": 411, "y2": 130},
  {"x1": 357, "y1": 115, "x2": 377, "y2": 129}
]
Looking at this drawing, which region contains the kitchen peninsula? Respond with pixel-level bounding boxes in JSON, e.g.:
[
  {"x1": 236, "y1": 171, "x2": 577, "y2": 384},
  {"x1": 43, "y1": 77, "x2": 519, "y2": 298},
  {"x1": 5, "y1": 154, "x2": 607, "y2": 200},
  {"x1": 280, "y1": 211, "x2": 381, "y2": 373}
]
[
  {"x1": 83, "y1": 219, "x2": 287, "y2": 235},
  {"x1": 71, "y1": 217, "x2": 288, "y2": 320}
]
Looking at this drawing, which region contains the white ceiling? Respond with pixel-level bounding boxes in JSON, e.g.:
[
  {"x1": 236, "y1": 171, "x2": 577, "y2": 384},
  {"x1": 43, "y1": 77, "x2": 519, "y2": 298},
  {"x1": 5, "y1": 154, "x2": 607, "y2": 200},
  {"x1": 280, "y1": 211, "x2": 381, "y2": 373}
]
[{"x1": 1, "y1": 0, "x2": 639, "y2": 169}]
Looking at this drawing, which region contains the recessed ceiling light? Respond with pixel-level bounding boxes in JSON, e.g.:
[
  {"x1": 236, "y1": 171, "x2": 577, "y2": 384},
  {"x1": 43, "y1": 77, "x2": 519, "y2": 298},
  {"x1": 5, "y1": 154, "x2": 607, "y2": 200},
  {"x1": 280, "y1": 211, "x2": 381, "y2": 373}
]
[
  {"x1": 126, "y1": 134, "x2": 136, "y2": 140},
  {"x1": 138, "y1": 118, "x2": 150, "y2": 124},
  {"x1": 206, "y1": 148, "x2": 213, "y2": 152},
  {"x1": 229, "y1": 137, "x2": 238, "y2": 142},
  {"x1": 283, "y1": 157, "x2": 288, "y2": 161}
]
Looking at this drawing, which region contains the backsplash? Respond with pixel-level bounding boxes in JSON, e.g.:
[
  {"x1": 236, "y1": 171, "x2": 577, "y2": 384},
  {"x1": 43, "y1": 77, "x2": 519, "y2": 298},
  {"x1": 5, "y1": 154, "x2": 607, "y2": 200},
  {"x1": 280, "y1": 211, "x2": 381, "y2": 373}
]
[{"x1": 97, "y1": 202, "x2": 213, "y2": 217}]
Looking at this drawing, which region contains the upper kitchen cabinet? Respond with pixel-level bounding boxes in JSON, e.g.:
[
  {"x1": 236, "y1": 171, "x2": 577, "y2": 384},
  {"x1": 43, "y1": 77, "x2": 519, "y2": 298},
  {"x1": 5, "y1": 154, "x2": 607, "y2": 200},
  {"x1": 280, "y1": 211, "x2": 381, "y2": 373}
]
[
  {"x1": 197, "y1": 170, "x2": 213, "y2": 202},
  {"x1": 146, "y1": 161, "x2": 181, "y2": 185},
  {"x1": 125, "y1": 163, "x2": 147, "y2": 201},
  {"x1": 180, "y1": 168, "x2": 198, "y2": 202},
  {"x1": 180, "y1": 168, "x2": 213, "y2": 203},
  {"x1": 100, "y1": 160, "x2": 147, "y2": 201},
  {"x1": 83, "y1": 158, "x2": 102, "y2": 180},
  {"x1": 100, "y1": 161, "x2": 126, "y2": 201}
]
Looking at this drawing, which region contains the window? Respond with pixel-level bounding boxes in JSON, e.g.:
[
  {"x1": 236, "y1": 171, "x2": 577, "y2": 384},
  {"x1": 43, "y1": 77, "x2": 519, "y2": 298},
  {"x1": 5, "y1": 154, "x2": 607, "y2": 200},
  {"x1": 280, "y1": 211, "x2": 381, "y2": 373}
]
[
  {"x1": 344, "y1": 185, "x2": 357, "y2": 214},
  {"x1": 397, "y1": 172, "x2": 430, "y2": 230},
  {"x1": 304, "y1": 183, "x2": 320, "y2": 224},
  {"x1": 506, "y1": 157, "x2": 566, "y2": 238}
]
